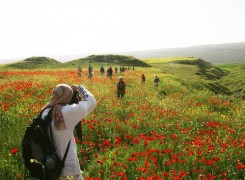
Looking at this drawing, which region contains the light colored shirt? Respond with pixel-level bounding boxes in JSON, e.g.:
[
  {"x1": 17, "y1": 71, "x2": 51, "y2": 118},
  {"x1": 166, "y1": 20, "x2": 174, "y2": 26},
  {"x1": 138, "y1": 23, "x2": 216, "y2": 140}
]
[{"x1": 42, "y1": 87, "x2": 96, "y2": 177}]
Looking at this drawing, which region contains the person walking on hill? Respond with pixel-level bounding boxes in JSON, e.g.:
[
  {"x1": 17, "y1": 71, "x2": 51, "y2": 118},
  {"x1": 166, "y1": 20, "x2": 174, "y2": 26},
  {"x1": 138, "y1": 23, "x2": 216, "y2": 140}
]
[
  {"x1": 100, "y1": 65, "x2": 105, "y2": 76},
  {"x1": 77, "y1": 66, "x2": 82, "y2": 76},
  {"x1": 117, "y1": 77, "x2": 126, "y2": 98},
  {"x1": 141, "y1": 74, "x2": 146, "y2": 85},
  {"x1": 88, "y1": 65, "x2": 93, "y2": 78},
  {"x1": 41, "y1": 84, "x2": 97, "y2": 179},
  {"x1": 107, "y1": 67, "x2": 113, "y2": 79},
  {"x1": 154, "y1": 76, "x2": 160, "y2": 89}
]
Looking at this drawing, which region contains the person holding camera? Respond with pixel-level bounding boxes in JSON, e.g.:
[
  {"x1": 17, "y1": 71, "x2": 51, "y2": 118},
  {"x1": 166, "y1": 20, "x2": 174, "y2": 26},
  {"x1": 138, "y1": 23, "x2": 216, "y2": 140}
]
[{"x1": 41, "y1": 84, "x2": 97, "y2": 180}]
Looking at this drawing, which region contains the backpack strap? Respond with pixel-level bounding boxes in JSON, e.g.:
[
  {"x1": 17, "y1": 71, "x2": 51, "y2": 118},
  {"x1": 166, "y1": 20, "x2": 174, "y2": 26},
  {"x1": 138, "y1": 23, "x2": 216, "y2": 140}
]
[
  {"x1": 48, "y1": 122, "x2": 71, "y2": 163},
  {"x1": 46, "y1": 108, "x2": 53, "y2": 124},
  {"x1": 37, "y1": 108, "x2": 49, "y2": 119},
  {"x1": 44, "y1": 108, "x2": 71, "y2": 163},
  {"x1": 46, "y1": 108, "x2": 71, "y2": 163},
  {"x1": 48, "y1": 123, "x2": 71, "y2": 163},
  {"x1": 62, "y1": 140, "x2": 71, "y2": 164}
]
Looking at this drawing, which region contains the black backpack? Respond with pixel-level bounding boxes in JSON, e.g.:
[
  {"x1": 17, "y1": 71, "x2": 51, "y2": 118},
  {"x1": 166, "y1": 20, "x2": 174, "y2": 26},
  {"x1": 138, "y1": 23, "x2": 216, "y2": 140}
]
[{"x1": 22, "y1": 108, "x2": 70, "y2": 180}]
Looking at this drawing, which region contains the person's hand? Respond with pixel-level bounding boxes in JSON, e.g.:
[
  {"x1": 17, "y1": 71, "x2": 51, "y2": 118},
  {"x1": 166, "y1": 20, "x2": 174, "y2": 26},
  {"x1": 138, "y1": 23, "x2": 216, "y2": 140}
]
[
  {"x1": 71, "y1": 84, "x2": 78, "y2": 92},
  {"x1": 77, "y1": 85, "x2": 89, "y2": 100}
]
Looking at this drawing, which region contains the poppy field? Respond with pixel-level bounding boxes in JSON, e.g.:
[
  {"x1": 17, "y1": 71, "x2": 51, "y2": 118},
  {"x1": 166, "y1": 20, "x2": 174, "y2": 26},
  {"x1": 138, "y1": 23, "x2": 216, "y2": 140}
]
[{"x1": 0, "y1": 67, "x2": 244, "y2": 180}]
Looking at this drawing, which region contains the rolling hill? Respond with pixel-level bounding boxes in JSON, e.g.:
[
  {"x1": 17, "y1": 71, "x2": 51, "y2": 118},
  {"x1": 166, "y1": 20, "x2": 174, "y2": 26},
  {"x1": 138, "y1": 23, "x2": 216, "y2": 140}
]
[
  {"x1": 119, "y1": 42, "x2": 245, "y2": 65},
  {"x1": 6, "y1": 57, "x2": 61, "y2": 69},
  {"x1": 1, "y1": 42, "x2": 244, "y2": 65},
  {"x1": 3, "y1": 55, "x2": 150, "y2": 69},
  {"x1": 62, "y1": 54, "x2": 150, "y2": 68}
]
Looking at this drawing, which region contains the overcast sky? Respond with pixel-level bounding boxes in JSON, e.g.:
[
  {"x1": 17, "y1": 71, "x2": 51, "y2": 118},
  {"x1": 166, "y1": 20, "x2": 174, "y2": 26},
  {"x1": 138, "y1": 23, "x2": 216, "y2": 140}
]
[{"x1": 0, "y1": 0, "x2": 245, "y2": 63}]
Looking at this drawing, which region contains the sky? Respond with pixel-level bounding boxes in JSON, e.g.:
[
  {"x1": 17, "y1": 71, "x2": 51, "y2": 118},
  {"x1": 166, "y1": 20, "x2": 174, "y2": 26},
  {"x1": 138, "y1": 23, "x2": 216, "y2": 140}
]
[{"x1": 0, "y1": 0, "x2": 245, "y2": 63}]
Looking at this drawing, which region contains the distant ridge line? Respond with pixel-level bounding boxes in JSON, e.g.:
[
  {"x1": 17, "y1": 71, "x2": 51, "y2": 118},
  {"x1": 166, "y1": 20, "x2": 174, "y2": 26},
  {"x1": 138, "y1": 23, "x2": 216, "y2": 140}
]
[{"x1": 1, "y1": 42, "x2": 245, "y2": 65}]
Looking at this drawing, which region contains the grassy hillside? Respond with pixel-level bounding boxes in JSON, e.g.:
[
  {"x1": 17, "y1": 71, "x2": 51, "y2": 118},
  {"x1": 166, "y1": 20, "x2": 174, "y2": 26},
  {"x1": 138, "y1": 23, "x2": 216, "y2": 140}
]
[
  {"x1": 1, "y1": 55, "x2": 150, "y2": 69},
  {"x1": 142, "y1": 57, "x2": 228, "y2": 79},
  {"x1": 61, "y1": 54, "x2": 150, "y2": 68},
  {"x1": 5, "y1": 57, "x2": 61, "y2": 69},
  {"x1": 142, "y1": 57, "x2": 199, "y2": 64},
  {"x1": 119, "y1": 42, "x2": 245, "y2": 64},
  {"x1": 1, "y1": 55, "x2": 244, "y2": 101},
  {"x1": 142, "y1": 57, "x2": 244, "y2": 100},
  {"x1": 0, "y1": 65, "x2": 244, "y2": 179}
]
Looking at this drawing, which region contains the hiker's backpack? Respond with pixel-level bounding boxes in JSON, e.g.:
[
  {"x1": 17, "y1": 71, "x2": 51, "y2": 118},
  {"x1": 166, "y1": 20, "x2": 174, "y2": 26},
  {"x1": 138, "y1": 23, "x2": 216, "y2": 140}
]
[{"x1": 22, "y1": 108, "x2": 70, "y2": 180}]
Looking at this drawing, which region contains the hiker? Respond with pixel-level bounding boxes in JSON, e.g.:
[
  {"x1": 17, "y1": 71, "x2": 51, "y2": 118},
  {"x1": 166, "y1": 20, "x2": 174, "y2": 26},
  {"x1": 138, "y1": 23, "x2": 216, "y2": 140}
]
[
  {"x1": 154, "y1": 76, "x2": 160, "y2": 89},
  {"x1": 88, "y1": 65, "x2": 93, "y2": 78},
  {"x1": 117, "y1": 77, "x2": 126, "y2": 98},
  {"x1": 141, "y1": 74, "x2": 146, "y2": 84},
  {"x1": 107, "y1": 67, "x2": 113, "y2": 79},
  {"x1": 100, "y1": 65, "x2": 105, "y2": 76},
  {"x1": 41, "y1": 84, "x2": 97, "y2": 179},
  {"x1": 115, "y1": 67, "x2": 118, "y2": 73},
  {"x1": 77, "y1": 66, "x2": 82, "y2": 76}
]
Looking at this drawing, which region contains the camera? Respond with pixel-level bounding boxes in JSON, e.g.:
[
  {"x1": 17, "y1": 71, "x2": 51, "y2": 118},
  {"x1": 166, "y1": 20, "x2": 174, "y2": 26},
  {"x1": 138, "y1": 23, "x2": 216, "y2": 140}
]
[{"x1": 70, "y1": 91, "x2": 80, "y2": 104}]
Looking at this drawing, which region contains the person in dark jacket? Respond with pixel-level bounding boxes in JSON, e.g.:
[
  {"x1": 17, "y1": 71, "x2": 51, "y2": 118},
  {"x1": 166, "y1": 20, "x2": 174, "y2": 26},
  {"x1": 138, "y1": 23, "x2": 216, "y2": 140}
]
[
  {"x1": 141, "y1": 74, "x2": 146, "y2": 84},
  {"x1": 117, "y1": 77, "x2": 126, "y2": 98},
  {"x1": 154, "y1": 76, "x2": 160, "y2": 89}
]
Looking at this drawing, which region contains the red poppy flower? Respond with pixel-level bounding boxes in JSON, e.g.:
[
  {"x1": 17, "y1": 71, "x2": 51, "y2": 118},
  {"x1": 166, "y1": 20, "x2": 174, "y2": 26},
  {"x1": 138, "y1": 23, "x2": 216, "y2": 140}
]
[{"x1": 11, "y1": 148, "x2": 18, "y2": 155}]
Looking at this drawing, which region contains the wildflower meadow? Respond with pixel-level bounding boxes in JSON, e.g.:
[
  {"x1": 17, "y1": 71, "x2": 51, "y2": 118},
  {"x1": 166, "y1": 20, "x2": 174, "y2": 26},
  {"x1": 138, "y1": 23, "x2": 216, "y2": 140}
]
[{"x1": 0, "y1": 67, "x2": 244, "y2": 180}]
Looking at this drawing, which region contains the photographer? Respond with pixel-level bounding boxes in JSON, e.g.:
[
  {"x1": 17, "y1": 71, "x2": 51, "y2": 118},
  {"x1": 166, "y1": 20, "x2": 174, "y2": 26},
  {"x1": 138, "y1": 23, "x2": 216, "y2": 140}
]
[{"x1": 41, "y1": 84, "x2": 97, "y2": 180}]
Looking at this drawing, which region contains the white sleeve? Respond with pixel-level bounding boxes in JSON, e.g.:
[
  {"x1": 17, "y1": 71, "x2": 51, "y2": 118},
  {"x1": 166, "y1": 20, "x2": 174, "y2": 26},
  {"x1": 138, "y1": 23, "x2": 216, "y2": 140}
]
[{"x1": 61, "y1": 89, "x2": 97, "y2": 130}]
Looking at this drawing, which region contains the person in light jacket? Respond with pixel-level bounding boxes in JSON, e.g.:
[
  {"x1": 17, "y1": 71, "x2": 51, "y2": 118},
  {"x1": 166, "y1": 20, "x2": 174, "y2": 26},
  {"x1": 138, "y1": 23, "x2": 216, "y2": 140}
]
[{"x1": 42, "y1": 84, "x2": 97, "y2": 180}]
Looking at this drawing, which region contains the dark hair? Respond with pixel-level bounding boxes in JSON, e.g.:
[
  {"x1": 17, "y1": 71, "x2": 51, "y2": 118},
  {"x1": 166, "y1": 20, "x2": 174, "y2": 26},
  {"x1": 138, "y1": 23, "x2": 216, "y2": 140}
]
[{"x1": 70, "y1": 91, "x2": 80, "y2": 104}]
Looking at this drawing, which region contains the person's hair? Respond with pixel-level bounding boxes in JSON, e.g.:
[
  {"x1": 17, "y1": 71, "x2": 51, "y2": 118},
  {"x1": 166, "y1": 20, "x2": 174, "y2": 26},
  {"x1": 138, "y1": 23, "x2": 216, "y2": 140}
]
[{"x1": 70, "y1": 91, "x2": 80, "y2": 104}]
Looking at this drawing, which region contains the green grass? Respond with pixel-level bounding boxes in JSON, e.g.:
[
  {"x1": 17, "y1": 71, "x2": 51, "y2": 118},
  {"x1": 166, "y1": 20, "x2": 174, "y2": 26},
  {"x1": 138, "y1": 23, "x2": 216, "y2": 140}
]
[
  {"x1": 0, "y1": 62, "x2": 245, "y2": 179},
  {"x1": 142, "y1": 57, "x2": 198, "y2": 64},
  {"x1": 140, "y1": 57, "x2": 200, "y2": 80}
]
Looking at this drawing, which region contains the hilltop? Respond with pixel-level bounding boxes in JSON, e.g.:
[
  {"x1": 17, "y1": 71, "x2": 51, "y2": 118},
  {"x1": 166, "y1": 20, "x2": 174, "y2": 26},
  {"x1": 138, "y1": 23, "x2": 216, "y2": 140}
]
[
  {"x1": 62, "y1": 54, "x2": 150, "y2": 68},
  {"x1": 6, "y1": 57, "x2": 61, "y2": 69}
]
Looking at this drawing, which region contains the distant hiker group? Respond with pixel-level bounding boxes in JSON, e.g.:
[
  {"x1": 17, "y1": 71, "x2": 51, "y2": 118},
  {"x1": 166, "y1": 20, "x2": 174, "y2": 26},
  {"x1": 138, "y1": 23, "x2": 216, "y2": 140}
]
[
  {"x1": 76, "y1": 65, "x2": 160, "y2": 98},
  {"x1": 77, "y1": 65, "x2": 133, "y2": 78}
]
